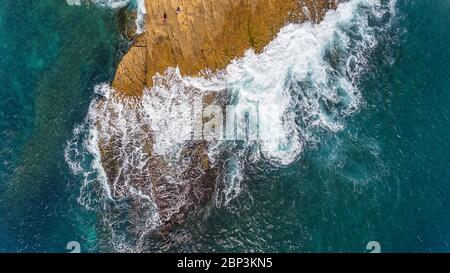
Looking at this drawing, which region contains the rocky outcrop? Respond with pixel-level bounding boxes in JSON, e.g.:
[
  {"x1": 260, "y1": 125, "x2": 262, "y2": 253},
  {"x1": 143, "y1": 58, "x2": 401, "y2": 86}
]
[
  {"x1": 113, "y1": 0, "x2": 340, "y2": 96},
  {"x1": 100, "y1": 0, "x2": 343, "y2": 234}
]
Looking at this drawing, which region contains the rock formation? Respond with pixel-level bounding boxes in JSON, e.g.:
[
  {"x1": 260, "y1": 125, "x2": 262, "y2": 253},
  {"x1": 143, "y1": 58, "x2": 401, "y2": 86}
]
[
  {"x1": 99, "y1": 0, "x2": 343, "y2": 234},
  {"x1": 113, "y1": 0, "x2": 340, "y2": 96}
]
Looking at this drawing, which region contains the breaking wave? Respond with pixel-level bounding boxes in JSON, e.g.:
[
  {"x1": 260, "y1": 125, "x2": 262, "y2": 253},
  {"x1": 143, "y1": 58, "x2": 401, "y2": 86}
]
[{"x1": 65, "y1": 0, "x2": 398, "y2": 251}]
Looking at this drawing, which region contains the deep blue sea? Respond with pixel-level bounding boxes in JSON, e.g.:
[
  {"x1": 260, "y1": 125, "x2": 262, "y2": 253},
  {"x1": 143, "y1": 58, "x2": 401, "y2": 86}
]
[{"x1": 0, "y1": 0, "x2": 449, "y2": 252}]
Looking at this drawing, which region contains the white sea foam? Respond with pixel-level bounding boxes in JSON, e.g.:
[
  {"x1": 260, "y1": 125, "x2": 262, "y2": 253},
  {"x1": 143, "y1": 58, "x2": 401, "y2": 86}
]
[
  {"x1": 208, "y1": 0, "x2": 397, "y2": 205},
  {"x1": 66, "y1": 0, "x2": 398, "y2": 249}
]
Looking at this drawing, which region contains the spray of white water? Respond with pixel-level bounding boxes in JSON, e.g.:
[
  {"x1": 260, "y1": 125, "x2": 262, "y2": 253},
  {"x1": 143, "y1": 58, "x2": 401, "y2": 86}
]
[{"x1": 65, "y1": 0, "x2": 398, "y2": 250}]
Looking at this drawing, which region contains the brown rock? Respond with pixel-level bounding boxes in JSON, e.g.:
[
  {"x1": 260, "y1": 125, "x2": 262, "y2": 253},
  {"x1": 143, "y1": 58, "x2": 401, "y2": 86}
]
[
  {"x1": 99, "y1": 0, "x2": 344, "y2": 235},
  {"x1": 112, "y1": 0, "x2": 340, "y2": 96}
]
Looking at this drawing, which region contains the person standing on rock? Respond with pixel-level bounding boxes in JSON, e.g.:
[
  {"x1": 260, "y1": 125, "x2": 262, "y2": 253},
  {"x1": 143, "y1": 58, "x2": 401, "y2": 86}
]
[{"x1": 163, "y1": 12, "x2": 167, "y2": 23}]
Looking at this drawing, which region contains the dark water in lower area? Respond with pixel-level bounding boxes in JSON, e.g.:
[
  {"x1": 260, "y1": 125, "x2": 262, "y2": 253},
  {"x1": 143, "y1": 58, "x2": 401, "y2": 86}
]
[{"x1": 0, "y1": 0, "x2": 449, "y2": 252}]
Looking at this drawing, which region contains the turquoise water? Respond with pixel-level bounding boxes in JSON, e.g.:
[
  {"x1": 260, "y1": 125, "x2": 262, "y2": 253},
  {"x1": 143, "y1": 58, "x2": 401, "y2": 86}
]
[
  {"x1": 1, "y1": 0, "x2": 449, "y2": 252},
  {"x1": 0, "y1": 0, "x2": 122, "y2": 252}
]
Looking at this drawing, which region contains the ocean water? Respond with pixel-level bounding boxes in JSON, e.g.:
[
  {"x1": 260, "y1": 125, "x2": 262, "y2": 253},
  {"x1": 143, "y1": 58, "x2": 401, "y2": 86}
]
[
  {"x1": 0, "y1": 0, "x2": 123, "y2": 252},
  {"x1": 1, "y1": 0, "x2": 449, "y2": 252}
]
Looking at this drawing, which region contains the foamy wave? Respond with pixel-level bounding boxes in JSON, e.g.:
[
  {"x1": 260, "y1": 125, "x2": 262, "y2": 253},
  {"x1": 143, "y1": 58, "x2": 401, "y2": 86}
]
[
  {"x1": 209, "y1": 0, "x2": 397, "y2": 205},
  {"x1": 66, "y1": 0, "x2": 398, "y2": 249}
]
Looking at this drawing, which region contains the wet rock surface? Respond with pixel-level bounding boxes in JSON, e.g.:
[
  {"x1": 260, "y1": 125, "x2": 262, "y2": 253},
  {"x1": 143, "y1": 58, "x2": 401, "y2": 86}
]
[{"x1": 99, "y1": 0, "x2": 343, "y2": 234}]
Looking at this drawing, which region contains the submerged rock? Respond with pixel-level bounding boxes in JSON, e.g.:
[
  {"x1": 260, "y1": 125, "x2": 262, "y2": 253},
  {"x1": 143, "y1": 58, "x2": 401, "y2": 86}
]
[{"x1": 116, "y1": 5, "x2": 138, "y2": 41}]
